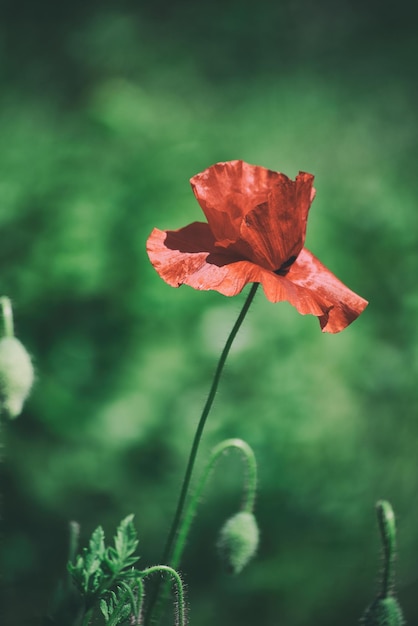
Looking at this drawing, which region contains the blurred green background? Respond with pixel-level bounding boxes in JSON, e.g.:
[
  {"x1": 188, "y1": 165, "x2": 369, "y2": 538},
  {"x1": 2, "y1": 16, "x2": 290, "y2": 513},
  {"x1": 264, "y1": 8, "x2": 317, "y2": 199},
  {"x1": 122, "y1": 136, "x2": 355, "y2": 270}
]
[{"x1": 1, "y1": 0, "x2": 418, "y2": 624}]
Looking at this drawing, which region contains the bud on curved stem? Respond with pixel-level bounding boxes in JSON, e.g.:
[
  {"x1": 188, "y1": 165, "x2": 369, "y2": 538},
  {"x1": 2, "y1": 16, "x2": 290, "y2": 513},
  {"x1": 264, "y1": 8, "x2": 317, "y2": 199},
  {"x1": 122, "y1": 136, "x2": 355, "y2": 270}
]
[
  {"x1": 171, "y1": 437, "x2": 258, "y2": 571},
  {"x1": 148, "y1": 439, "x2": 257, "y2": 626}
]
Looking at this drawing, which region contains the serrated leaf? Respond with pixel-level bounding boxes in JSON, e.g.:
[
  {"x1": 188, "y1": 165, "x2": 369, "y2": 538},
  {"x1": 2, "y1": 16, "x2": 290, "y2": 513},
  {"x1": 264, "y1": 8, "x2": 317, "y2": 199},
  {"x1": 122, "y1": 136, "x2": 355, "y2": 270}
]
[
  {"x1": 104, "y1": 515, "x2": 139, "y2": 576},
  {"x1": 91, "y1": 568, "x2": 105, "y2": 593},
  {"x1": 67, "y1": 516, "x2": 141, "y2": 615},
  {"x1": 118, "y1": 603, "x2": 132, "y2": 622},
  {"x1": 68, "y1": 526, "x2": 107, "y2": 595},
  {"x1": 104, "y1": 547, "x2": 120, "y2": 573},
  {"x1": 67, "y1": 554, "x2": 84, "y2": 577},
  {"x1": 100, "y1": 586, "x2": 134, "y2": 625},
  {"x1": 89, "y1": 526, "x2": 106, "y2": 559},
  {"x1": 122, "y1": 556, "x2": 140, "y2": 569},
  {"x1": 114, "y1": 515, "x2": 138, "y2": 562},
  {"x1": 100, "y1": 599, "x2": 110, "y2": 621},
  {"x1": 109, "y1": 590, "x2": 118, "y2": 607},
  {"x1": 84, "y1": 551, "x2": 102, "y2": 576}
]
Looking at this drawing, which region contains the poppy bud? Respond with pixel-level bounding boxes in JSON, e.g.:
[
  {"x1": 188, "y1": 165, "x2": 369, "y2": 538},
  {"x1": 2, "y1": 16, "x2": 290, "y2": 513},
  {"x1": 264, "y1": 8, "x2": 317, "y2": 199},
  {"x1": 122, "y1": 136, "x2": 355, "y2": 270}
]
[
  {"x1": 217, "y1": 511, "x2": 259, "y2": 574},
  {"x1": 361, "y1": 597, "x2": 405, "y2": 626},
  {"x1": 0, "y1": 336, "x2": 34, "y2": 419}
]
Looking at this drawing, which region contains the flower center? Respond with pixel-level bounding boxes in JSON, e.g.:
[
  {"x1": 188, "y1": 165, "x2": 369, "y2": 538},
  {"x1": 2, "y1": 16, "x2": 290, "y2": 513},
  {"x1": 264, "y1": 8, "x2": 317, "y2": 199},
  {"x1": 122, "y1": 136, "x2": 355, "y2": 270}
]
[{"x1": 274, "y1": 255, "x2": 297, "y2": 276}]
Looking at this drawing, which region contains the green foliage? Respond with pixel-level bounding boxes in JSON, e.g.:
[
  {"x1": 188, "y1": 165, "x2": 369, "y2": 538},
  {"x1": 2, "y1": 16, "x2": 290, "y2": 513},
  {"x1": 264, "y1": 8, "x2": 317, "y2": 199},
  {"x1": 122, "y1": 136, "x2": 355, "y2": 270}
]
[
  {"x1": 68, "y1": 525, "x2": 106, "y2": 598},
  {"x1": 100, "y1": 588, "x2": 129, "y2": 623},
  {"x1": 65, "y1": 516, "x2": 187, "y2": 625},
  {"x1": 68, "y1": 515, "x2": 140, "y2": 614},
  {"x1": 105, "y1": 515, "x2": 140, "y2": 576},
  {"x1": 100, "y1": 582, "x2": 141, "y2": 625}
]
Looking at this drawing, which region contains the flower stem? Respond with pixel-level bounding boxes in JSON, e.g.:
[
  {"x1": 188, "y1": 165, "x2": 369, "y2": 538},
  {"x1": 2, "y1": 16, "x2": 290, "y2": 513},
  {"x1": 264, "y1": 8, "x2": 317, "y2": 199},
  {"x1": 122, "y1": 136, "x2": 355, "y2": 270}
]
[
  {"x1": 171, "y1": 438, "x2": 257, "y2": 571},
  {"x1": 0, "y1": 296, "x2": 14, "y2": 337},
  {"x1": 145, "y1": 282, "x2": 259, "y2": 625},
  {"x1": 164, "y1": 283, "x2": 259, "y2": 563},
  {"x1": 163, "y1": 283, "x2": 259, "y2": 565}
]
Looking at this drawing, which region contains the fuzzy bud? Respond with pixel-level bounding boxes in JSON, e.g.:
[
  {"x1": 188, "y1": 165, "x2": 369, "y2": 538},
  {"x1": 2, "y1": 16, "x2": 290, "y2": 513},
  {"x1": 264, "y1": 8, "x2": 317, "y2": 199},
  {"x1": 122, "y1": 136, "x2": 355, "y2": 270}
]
[
  {"x1": 361, "y1": 597, "x2": 405, "y2": 626},
  {"x1": 217, "y1": 511, "x2": 259, "y2": 574},
  {"x1": 0, "y1": 336, "x2": 34, "y2": 418}
]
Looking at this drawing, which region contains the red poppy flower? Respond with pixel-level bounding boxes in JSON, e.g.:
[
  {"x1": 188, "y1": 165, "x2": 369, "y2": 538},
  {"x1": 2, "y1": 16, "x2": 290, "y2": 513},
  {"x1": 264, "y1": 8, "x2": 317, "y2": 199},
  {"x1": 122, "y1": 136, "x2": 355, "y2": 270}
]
[{"x1": 147, "y1": 160, "x2": 368, "y2": 333}]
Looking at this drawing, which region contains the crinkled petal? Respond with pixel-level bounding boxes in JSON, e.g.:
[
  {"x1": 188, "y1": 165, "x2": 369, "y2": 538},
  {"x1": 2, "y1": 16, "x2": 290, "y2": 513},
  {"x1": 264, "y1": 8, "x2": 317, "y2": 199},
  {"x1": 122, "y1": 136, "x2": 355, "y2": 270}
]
[
  {"x1": 147, "y1": 223, "x2": 251, "y2": 293},
  {"x1": 147, "y1": 223, "x2": 281, "y2": 296},
  {"x1": 238, "y1": 171, "x2": 315, "y2": 270},
  {"x1": 257, "y1": 268, "x2": 332, "y2": 319},
  {"x1": 147, "y1": 226, "x2": 367, "y2": 332},
  {"x1": 190, "y1": 161, "x2": 291, "y2": 250},
  {"x1": 283, "y1": 248, "x2": 369, "y2": 332}
]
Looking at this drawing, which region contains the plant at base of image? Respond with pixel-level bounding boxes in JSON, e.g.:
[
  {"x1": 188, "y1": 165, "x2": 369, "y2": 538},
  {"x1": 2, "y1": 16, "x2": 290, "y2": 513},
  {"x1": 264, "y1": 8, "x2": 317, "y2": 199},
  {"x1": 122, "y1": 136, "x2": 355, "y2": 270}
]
[{"x1": 0, "y1": 161, "x2": 405, "y2": 625}]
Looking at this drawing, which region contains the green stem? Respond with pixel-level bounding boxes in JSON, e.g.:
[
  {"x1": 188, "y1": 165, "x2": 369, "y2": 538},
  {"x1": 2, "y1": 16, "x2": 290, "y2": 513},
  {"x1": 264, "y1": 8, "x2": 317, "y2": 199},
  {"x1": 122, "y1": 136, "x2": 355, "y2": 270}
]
[
  {"x1": 145, "y1": 282, "x2": 259, "y2": 625},
  {"x1": 376, "y1": 500, "x2": 397, "y2": 598},
  {"x1": 133, "y1": 578, "x2": 145, "y2": 625},
  {"x1": 171, "y1": 438, "x2": 257, "y2": 571},
  {"x1": 126, "y1": 578, "x2": 145, "y2": 626},
  {"x1": 163, "y1": 282, "x2": 258, "y2": 566},
  {"x1": 140, "y1": 566, "x2": 186, "y2": 626},
  {"x1": 0, "y1": 296, "x2": 14, "y2": 337}
]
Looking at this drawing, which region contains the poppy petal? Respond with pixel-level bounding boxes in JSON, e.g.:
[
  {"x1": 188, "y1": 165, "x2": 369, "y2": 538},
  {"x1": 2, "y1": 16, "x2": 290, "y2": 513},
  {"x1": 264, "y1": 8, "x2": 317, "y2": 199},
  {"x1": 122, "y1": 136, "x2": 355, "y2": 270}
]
[
  {"x1": 190, "y1": 161, "x2": 291, "y2": 251},
  {"x1": 147, "y1": 223, "x2": 272, "y2": 296},
  {"x1": 147, "y1": 223, "x2": 251, "y2": 293},
  {"x1": 238, "y1": 171, "x2": 315, "y2": 270},
  {"x1": 256, "y1": 268, "x2": 332, "y2": 318},
  {"x1": 283, "y1": 248, "x2": 369, "y2": 332},
  {"x1": 147, "y1": 225, "x2": 367, "y2": 331}
]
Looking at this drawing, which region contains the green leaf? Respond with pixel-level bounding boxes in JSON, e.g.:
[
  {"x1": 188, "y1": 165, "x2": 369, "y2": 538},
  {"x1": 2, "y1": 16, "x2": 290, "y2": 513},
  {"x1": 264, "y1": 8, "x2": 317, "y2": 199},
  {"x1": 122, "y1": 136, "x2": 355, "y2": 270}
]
[
  {"x1": 105, "y1": 515, "x2": 139, "y2": 574},
  {"x1": 67, "y1": 516, "x2": 140, "y2": 618},
  {"x1": 100, "y1": 586, "x2": 134, "y2": 625},
  {"x1": 89, "y1": 526, "x2": 106, "y2": 561},
  {"x1": 114, "y1": 515, "x2": 139, "y2": 562},
  {"x1": 100, "y1": 598, "x2": 110, "y2": 621},
  {"x1": 68, "y1": 525, "x2": 107, "y2": 595}
]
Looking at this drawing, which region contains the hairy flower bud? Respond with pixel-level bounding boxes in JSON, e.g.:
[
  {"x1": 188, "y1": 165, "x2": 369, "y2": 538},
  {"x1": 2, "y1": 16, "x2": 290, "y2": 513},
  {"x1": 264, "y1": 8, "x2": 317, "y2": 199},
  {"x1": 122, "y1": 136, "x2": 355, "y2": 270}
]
[
  {"x1": 361, "y1": 597, "x2": 405, "y2": 626},
  {"x1": 217, "y1": 511, "x2": 259, "y2": 574},
  {"x1": 0, "y1": 336, "x2": 34, "y2": 418}
]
